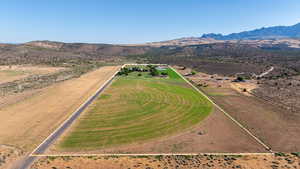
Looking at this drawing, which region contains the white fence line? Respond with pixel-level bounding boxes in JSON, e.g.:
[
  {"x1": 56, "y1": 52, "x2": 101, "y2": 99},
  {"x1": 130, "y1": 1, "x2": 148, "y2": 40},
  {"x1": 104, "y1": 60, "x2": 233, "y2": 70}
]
[{"x1": 30, "y1": 64, "x2": 272, "y2": 158}]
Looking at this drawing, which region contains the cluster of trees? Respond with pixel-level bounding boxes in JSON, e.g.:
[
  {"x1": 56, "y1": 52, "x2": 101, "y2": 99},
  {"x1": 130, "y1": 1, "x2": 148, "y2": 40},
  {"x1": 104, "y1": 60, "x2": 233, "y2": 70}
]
[
  {"x1": 117, "y1": 65, "x2": 168, "y2": 77},
  {"x1": 148, "y1": 65, "x2": 159, "y2": 76},
  {"x1": 117, "y1": 66, "x2": 147, "y2": 76},
  {"x1": 161, "y1": 72, "x2": 168, "y2": 76},
  {"x1": 117, "y1": 67, "x2": 132, "y2": 76},
  {"x1": 147, "y1": 65, "x2": 168, "y2": 77}
]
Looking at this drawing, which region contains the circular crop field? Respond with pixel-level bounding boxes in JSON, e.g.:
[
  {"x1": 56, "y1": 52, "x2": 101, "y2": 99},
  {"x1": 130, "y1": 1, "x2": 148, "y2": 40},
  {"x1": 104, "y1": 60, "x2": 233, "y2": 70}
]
[{"x1": 60, "y1": 69, "x2": 213, "y2": 150}]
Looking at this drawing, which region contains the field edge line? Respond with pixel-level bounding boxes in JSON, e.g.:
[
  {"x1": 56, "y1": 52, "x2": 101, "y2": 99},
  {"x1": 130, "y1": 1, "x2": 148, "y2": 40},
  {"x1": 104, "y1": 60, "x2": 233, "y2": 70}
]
[
  {"x1": 30, "y1": 152, "x2": 274, "y2": 157},
  {"x1": 169, "y1": 66, "x2": 272, "y2": 152},
  {"x1": 29, "y1": 65, "x2": 124, "y2": 156}
]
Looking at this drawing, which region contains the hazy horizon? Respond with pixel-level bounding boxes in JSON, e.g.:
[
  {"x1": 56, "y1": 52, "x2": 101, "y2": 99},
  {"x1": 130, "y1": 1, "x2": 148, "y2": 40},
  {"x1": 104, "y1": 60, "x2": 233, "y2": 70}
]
[{"x1": 1, "y1": 0, "x2": 300, "y2": 44}]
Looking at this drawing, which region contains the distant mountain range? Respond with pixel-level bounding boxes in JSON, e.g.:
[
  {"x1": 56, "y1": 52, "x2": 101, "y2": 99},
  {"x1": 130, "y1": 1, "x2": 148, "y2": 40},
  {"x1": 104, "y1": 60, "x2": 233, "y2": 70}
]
[
  {"x1": 2, "y1": 23, "x2": 300, "y2": 50},
  {"x1": 146, "y1": 23, "x2": 300, "y2": 48},
  {"x1": 201, "y1": 23, "x2": 300, "y2": 40}
]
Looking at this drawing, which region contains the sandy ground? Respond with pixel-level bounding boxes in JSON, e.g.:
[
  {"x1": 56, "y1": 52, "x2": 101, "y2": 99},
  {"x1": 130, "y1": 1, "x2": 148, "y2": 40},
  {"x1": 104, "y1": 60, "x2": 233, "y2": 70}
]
[
  {"x1": 174, "y1": 66, "x2": 258, "y2": 96},
  {"x1": 0, "y1": 89, "x2": 43, "y2": 108},
  {"x1": 0, "y1": 66, "x2": 120, "y2": 153},
  {"x1": 31, "y1": 154, "x2": 299, "y2": 169},
  {"x1": 0, "y1": 65, "x2": 66, "y2": 84},
  {"x1": 175, "y1": 66, "x2": 300, "y2": 152},
  {"x1": 230, "y1": 82, "x2": 257, "y2": 96}
]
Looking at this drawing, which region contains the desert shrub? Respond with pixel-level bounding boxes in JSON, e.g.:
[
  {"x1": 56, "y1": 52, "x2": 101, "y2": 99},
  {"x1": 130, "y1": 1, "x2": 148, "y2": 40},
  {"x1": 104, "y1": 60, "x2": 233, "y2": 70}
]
[
  {"x1": 154, "y1": 155, "x2": 163, "y2": 161},
  {"x1": 275, "y1": 152, "x2": 286, "y2": 157},
  {"x1": 291, "y1": 152, "x2": 300, "y2": 157}
]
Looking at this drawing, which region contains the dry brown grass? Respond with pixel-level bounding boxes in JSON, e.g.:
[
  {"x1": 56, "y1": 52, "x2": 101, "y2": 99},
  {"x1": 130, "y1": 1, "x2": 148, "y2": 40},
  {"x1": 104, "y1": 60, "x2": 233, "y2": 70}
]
[
  {"x1": 230, "y1": 81, "x2": 258, "y2": 96},
  {"x1": 0, "y1": 66, "x2": 120, "y2": 152},
  {"x1": 0, "y1": 65, "x2": 66, "y2": 84},
  {"x1": 31, "y1": 154, "x2": 300, "y2": 169}
]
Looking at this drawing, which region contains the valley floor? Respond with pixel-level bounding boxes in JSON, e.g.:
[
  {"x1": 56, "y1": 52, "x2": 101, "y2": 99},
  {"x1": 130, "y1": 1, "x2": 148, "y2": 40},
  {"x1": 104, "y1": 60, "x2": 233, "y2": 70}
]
[
  {"x1": 0, "y1": 66, "x2": 120, "y2": 169},
  {"x1": 46, "y1": 66, "x2": 265, "y2": 154},
  {"x1": 175, "y1": 66, "x2": 300, "y2": 152}
]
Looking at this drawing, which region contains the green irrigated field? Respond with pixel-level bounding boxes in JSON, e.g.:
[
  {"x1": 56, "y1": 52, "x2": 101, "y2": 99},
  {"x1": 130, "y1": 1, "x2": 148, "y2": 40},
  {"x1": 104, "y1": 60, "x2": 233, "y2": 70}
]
[{"x1": 59, "y1": 66, "x2": 213, "y2": 151}]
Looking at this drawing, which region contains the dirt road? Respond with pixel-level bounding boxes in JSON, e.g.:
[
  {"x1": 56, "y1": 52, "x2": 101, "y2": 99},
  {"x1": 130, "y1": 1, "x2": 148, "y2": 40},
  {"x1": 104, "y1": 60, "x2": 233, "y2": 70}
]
[
  {"x1": 0, "y1": 66, "x2": 121, "y2": 169},
  {"x1": 256, "y1": 66, "x2": 274, "y2": 78},
  {"x1": 17, "y1": 68, "x2": 120, "y2": 169}
]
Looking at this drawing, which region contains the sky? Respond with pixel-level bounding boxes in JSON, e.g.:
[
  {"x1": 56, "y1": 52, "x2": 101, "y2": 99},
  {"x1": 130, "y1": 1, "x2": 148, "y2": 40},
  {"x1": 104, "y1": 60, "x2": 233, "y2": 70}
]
[{"x1": 1, "y1": 0, "x2": 300, "y2": 44}]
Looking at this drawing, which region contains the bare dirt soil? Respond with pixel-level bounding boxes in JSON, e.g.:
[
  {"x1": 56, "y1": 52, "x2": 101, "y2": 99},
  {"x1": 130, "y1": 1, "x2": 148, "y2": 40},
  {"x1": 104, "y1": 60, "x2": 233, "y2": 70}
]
[
  {"x1": 47, "y1": 67, "x2": 265, "y2": 154},
  {"x1": 175, "y1": 67, "x2": 300, "y2": 152},
  {"x1": 0, "y1": 66, "x2": 120, "y2": 153},
  {"x1": 31, "y1": 154, "x2": 299, "y2": 169},
  {"x1": 49, "y1": 108, "x2": 265, "y2": 154},
  {"x1": 209, "y1": 94, "x2": 300, "y2": 152}
]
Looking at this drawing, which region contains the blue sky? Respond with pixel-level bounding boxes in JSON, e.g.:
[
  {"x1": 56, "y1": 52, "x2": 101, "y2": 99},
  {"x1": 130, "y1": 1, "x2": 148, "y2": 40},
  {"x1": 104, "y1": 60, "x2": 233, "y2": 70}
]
[{"x1": 1, "y1": 0, "x2": 300, "y2": 44}]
